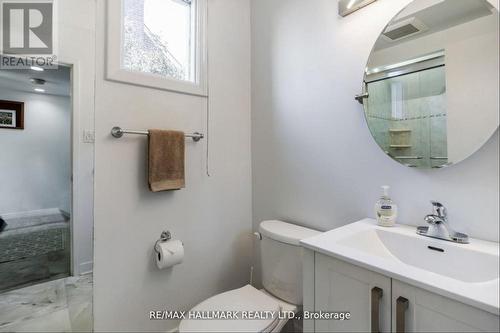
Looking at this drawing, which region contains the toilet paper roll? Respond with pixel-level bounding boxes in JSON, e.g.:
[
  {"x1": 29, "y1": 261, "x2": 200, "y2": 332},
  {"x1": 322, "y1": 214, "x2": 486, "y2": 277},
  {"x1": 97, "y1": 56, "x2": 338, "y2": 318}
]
[{"x1": 155, "y1": 240, "x2": 184, "y2": 269}]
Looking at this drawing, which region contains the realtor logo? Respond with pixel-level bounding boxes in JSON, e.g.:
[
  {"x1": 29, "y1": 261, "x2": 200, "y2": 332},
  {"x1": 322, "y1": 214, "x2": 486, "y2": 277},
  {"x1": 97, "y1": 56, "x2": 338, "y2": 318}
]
[
  {"x1": 2, "y1": 1, "x2": 53, "y2": 54},
  {"x1": 1, "y1": 0, "x2": 56, "y2": 69}
]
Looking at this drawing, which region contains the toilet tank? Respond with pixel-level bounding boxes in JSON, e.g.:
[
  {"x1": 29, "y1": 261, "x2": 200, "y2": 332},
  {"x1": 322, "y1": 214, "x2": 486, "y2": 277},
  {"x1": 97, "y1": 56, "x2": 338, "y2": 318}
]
[{"x1": 258, "y1": 220, "x2": 321, "y2": 305}]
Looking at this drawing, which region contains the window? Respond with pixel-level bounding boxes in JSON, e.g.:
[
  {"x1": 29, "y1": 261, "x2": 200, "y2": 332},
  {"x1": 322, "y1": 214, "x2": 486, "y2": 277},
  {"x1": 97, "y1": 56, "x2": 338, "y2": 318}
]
[
  {"x1": 123, "y1": 0, "x2": 195, "y2": 82},
  {"x1": 107, "y1": 0, "x2": 207, "y2": 96}
]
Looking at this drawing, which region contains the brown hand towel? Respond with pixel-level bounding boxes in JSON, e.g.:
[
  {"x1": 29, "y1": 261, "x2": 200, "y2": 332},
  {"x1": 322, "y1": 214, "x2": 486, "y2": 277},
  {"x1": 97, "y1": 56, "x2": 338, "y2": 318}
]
[{"x1": 148, "y1": 129, "x2": 185, "y2": 192}]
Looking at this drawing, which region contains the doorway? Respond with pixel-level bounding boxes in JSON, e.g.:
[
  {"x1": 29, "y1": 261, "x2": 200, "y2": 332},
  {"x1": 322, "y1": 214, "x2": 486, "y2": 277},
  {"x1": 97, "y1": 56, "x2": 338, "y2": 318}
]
[{"x1": 0, "y1": 56, "x2": 93, "y2": 332}]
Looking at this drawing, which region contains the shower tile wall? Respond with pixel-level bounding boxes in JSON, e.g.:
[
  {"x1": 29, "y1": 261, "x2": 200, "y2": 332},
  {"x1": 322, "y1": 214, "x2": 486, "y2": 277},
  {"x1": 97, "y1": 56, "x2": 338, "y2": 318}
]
[
  {"x1": 366, "y1": 80, "x2": 391, "y2": 150},
  {"x1": 366, "y1": 66, "x2": 447, "y2": 168}
]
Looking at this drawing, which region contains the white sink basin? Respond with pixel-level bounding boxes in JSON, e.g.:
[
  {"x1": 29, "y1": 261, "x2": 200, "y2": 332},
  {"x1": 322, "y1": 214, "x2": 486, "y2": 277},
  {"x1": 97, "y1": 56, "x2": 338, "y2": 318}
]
[
  {"x1": 337, "y1": 228, "x2": 499, "y2": 283},
  {"x1": 300, "y1": 219, "x2": 500, "y2": 314}
]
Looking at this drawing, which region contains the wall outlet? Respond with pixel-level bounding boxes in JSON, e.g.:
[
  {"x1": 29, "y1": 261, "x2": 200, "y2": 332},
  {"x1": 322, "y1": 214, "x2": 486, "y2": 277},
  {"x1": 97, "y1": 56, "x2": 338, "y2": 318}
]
[{"x1": 83, "y1": 130, "x2": 95, "y2": 143}]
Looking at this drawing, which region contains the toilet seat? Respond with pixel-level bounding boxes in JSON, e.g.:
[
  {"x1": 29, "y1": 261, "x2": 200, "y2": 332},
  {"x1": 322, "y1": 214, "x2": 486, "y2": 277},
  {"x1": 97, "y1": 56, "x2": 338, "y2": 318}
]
[{"x1": 179, "y1": 285, "x2": 283, "y2": 332}]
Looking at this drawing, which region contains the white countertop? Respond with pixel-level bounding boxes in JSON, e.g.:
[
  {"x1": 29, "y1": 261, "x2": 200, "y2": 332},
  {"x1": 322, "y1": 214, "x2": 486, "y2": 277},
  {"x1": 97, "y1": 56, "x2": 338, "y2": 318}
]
[{"x1": 300, "y1": 218, "x2": 500, "y2": 315}]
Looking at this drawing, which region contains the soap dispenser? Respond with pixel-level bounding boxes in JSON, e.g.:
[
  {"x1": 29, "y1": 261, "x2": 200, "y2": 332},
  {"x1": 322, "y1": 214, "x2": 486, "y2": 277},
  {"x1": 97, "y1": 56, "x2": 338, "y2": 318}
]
[{"x1": 375, "y1": 185, "x2": 398, "y2": 227}]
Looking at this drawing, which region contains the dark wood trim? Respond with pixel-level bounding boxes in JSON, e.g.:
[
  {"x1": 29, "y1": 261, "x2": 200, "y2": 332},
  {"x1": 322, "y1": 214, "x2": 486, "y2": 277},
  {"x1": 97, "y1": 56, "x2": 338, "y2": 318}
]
[{"x1": 0, "y1": 100, "x2": 24, "y2": 130}]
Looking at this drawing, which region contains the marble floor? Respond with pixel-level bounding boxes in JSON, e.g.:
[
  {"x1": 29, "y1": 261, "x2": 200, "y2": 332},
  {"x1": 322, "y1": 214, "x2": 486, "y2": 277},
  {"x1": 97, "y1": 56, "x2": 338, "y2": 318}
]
[{"x1": 0, "y1": 274, "x2": 92, "y2": 332}]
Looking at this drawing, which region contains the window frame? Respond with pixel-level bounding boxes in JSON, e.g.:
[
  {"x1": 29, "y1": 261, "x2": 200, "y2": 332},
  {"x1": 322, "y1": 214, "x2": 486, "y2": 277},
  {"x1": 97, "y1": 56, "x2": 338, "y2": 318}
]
[{"x1": 106, "y1": 0, "x2": 207, "y2": 96}]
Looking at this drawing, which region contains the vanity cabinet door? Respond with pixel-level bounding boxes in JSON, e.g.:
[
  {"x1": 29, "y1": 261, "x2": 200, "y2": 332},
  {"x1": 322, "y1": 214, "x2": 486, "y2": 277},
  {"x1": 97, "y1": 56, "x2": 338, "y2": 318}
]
[
  {"x1": 314, "y1": 253, "x2": 391, "y2": 332},
  {"x1": 391, "y1": 280, "x2": 500, "y2": 332}
]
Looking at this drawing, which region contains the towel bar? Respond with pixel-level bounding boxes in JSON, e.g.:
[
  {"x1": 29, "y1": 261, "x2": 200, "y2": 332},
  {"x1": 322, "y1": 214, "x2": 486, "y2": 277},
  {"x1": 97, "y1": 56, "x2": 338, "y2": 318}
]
[{"x1": 111, "y1": 126, "x2": 204, "y2": 142}]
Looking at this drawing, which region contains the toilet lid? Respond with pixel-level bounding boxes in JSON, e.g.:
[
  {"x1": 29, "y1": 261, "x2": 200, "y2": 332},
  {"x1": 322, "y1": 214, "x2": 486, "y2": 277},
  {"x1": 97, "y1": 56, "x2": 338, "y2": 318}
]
[{"x1": 179, "y1": 285, "x2": 281, "y2": 332}]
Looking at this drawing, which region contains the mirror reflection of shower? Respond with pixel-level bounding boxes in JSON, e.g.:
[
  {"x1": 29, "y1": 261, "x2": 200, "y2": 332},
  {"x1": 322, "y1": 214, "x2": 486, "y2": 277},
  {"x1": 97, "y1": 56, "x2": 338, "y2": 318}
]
[
  {"x1": 365, "y1": 53, "x2": 448, "y2": 168},
  {"x1": 361, "y1": 0, "x2": 499, "y2": 169}
]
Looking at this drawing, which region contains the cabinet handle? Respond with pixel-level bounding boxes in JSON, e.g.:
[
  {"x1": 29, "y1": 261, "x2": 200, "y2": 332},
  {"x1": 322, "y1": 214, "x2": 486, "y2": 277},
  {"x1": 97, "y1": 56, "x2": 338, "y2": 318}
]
[
  {"x1": 371, "y1": 287, "x2": 383, "y2": 333},
  {"x1": 396, "y1": 296, "x2": 409, "y2": 333}
]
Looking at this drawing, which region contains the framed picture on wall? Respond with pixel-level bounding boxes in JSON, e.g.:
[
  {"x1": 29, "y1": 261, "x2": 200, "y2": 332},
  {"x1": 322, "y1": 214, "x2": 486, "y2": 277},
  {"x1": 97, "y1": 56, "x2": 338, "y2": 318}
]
[{"x1": 0, "y1": 100, "x2": 24, "y2": 130}]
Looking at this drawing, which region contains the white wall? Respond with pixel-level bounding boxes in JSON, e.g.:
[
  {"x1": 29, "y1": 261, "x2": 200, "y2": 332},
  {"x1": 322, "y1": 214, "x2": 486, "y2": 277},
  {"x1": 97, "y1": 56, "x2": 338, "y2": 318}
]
[
  {"x1": 445, "y1": 16, "x2": 499, "y2": 162},
  {"x1": 368, "y1": 13, "x2": 499, "y2": 163},
  {"x1": 0, "y1": 88, "x2": 71, "y2": 214},
  {"x1": 57, "y1": 0, "x2": 96, "y2": 275},
  {"x1": 93, "y1": 0, "x2": 252, "y2": 331},
  {"x1": 251, "y1": 0, "x2": 499, "y2": 280}
]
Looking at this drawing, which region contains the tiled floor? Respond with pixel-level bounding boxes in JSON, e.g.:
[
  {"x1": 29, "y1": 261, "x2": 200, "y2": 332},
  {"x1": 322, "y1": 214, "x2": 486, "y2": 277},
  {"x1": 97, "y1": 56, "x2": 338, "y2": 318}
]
[{"x1": 0, "y1": 275, "x2": 92, "y2": 332}]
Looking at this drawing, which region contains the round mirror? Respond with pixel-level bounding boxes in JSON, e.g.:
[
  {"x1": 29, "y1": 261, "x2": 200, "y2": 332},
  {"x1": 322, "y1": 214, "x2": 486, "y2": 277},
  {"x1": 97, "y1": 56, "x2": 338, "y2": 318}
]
[{"x1": 361, "y1": 0, "x2": 499, "y2": 169}]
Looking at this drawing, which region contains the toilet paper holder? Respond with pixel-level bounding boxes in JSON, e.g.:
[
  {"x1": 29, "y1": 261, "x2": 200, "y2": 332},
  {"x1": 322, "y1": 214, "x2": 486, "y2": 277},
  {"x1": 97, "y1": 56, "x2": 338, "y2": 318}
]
[{"x1": 154, "y1": 231, "x2": 172, "y2": 254}]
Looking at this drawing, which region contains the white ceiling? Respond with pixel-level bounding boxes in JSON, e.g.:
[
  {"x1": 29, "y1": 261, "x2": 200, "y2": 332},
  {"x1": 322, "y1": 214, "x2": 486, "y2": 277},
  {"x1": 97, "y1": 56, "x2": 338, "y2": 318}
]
[
  {"x1": 375, "y1": 0, "x2": 495, "y2": 50},
  {"x1": 0, "y1": 58, "x2": 71, "y2": 97}
]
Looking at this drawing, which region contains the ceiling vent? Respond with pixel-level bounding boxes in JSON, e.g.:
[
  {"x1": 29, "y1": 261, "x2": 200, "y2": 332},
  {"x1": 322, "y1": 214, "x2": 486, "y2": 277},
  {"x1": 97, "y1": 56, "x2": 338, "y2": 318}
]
[{"x1": 382, "y1": 17, "x2": 428, "y2": 42}]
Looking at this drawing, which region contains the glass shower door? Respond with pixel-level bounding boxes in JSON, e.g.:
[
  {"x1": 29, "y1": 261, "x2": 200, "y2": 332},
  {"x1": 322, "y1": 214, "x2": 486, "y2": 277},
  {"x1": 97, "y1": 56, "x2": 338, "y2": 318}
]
[{"x1": 365, "y1": 66, "x2": 447, "y2": 168}]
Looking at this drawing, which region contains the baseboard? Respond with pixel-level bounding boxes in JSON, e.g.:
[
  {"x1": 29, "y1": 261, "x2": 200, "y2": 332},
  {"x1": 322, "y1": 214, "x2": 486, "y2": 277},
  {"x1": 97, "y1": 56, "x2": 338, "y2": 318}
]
[
  {"x1": 78, "y1": 261, "x2": 93, "y2": 275},
  {"x1": 1, "y1": 208, "x2": 67, "y2": 219}
]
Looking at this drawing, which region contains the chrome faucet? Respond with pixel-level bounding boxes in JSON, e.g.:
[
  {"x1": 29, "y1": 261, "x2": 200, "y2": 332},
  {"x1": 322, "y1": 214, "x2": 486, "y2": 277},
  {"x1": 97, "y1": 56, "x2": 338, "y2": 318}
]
[
  {"x1": 416, "y1": 201, "x2": 469, "y2": 244},
  {"x1": 424, "y1": 201, "x2": 448, "y2": 225}
]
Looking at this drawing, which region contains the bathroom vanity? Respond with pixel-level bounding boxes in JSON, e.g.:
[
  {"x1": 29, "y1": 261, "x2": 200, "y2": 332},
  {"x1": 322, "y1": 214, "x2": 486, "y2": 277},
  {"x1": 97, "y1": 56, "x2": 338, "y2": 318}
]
[{"x1": 301, "y1": 219, "x2": 500, "y2": 332}]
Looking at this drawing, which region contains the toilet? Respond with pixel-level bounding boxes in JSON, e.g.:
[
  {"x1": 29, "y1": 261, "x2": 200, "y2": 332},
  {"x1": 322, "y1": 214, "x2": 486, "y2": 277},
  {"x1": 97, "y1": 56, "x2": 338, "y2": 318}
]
[{"x1": 179, "y1": 220, "x2": 321, "y2": 332}]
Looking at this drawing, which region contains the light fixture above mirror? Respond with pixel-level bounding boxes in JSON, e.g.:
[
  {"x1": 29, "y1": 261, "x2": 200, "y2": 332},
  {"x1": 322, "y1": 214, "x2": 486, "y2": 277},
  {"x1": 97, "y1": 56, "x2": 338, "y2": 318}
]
[{"x1": 339, "y1": 0, "x2": 377, "y2": 17}]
